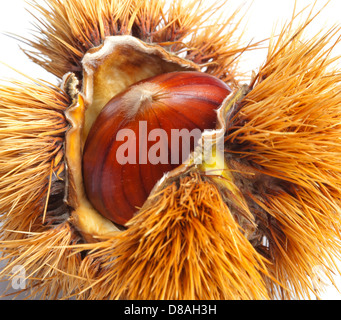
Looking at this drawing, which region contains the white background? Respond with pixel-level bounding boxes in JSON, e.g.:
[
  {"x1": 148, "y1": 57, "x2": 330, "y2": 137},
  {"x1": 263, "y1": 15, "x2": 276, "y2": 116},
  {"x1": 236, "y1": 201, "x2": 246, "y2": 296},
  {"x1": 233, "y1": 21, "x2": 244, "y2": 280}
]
[{"x1": 0, "y1": 0, "x2": 341, "y2": 300}]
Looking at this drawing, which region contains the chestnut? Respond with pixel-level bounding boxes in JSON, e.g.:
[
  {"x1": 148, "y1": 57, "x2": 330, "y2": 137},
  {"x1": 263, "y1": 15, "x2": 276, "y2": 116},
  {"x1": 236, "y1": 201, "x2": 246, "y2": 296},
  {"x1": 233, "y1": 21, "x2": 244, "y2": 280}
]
[{"x1": 82, "y1": 71, "x2": 231, "y2": 225}]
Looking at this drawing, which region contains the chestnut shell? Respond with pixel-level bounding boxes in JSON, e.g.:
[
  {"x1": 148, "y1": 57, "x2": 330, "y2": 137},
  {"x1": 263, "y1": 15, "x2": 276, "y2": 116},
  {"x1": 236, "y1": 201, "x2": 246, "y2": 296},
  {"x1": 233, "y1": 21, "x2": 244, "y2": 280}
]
[{"x1": 82, "y1": 71, "x2": 231, "y2": 225}]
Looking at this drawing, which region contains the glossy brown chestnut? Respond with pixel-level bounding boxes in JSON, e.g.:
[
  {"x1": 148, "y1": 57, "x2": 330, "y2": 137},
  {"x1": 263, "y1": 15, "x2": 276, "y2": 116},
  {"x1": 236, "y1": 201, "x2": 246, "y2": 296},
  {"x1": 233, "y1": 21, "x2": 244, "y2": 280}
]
[{"x1": 82, "y1": 71, "x2": 231, "y2": 225}]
